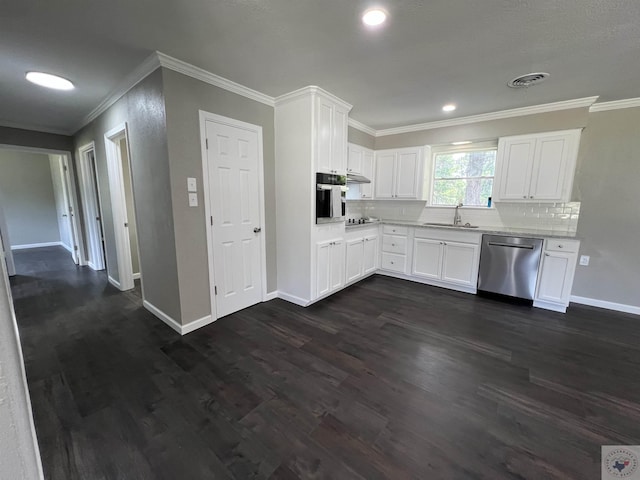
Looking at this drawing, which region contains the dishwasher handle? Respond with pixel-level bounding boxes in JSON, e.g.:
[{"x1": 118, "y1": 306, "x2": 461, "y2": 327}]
[{"x1": 487, "y1": 241, "x2": 535, "y2": 249}]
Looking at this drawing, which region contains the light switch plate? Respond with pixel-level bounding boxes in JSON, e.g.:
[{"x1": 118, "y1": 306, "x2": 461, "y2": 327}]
[
  {"x1": 579, "y1": 255, "x2": 590, "y2": 266},
  {"x1": 187, "y1": 177, "x2": 197, "y2": 192},
  {"x1": 188, "y1": 192, "x2": 198, "y2": 207}
]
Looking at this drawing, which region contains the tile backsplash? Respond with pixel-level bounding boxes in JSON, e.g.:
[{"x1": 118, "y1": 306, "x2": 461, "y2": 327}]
[{"x1": 346, "y1": 200, "x2": 581, "y2": 233}]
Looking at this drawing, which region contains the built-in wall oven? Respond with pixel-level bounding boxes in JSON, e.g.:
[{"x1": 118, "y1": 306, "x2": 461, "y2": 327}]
[{"x1": 316, "y1": 172, "x2": 346, "y2": 224}]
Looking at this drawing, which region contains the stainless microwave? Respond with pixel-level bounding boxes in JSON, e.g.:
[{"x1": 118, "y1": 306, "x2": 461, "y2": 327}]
[{"x1": 316, "y1": 172, "x2": 346, "y2": 224}]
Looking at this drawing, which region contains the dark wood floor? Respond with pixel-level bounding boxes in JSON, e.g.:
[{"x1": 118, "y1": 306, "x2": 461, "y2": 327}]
[{"x1": 11, "y1": 246, "x2": 640, "y2": 479}]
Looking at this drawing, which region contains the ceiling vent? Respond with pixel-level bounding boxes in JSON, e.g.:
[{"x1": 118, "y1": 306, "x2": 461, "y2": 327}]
[{"x1": 507, "y1": 72, "x2": 550, "y2": 88}]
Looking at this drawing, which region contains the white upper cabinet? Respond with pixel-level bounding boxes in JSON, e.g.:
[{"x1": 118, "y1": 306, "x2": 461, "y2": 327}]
[
  {"x1": 361, "y1": 149, "x2": 375, "y2": 199},
  {"x1": 494, "y1": 130, "x2": 581, "y2": 203},
  {"x1": 374, "y1": 147, "x2": 424, "y2": 199},
  {"x1": 316, "y1": 96, "x2": 349, "y2": 175},
  {"x1": 347, "y1": 144, "x2": 363, "y2": 174},
  {"x1": 347, "y1": 144, "x2": 376, "y2": 199}
]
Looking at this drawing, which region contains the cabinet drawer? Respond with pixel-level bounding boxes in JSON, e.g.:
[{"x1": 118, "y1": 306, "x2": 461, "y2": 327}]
[
  {"x1": 383, "y1": 225, "x2": 408, "y2": 236},
  {"x1": 545, "y1": 239, "x2": 579, "y2": 253},
  {"x1": 381, "y1": 253, "x2": 406, "y2": 273},
  {"x1": 382, "y1": 235, "x2": 407, "y2": 254}
]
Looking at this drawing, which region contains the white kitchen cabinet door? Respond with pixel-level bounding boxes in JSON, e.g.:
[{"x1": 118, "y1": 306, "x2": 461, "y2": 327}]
[
  {"x1": 375, "y1": 152, "x2": 396, "y2": 199},
  {"x1": 536, "y1": 251, "x2": 576, "y2": 304},
  {"x1": 495, "y1": 137, "x2": 536, "y2": 201},
  {"x1": 441, "y1": 241, "x2": 479, "y2": 287},
  {"x1": 529, "y1": 135, "x2": 570, "y2": 201},
  {"x1": 360, "y1": 149, "x2": 375, "y2": 198},
  {"x1": 412, "y1": 238, "x2": 443, "y2": 280},
  {"x1": 332, "y1": 107, "x2": 348, "y2": 174},
  {"x1": 316, "y1": 97, "x2": 334, "y2": 174},
  {"x1": 347, "y1": 144, "x2": 363, "y2": 174},
  {"x1": 395, "y1": 150, "x2": 421, "y2": 198},
  {"x1": 330, "y1": 239, "x2": 345, "y2": 292},
  {"x1": 363, "y1": 234, "x2": 378, "y2": 274},
  {"x1": 316, "y1": 241, "x2": 331, "y2": 297},
  {"x1": 346, "y1": 238, "x2": 364, "y2": 283}
]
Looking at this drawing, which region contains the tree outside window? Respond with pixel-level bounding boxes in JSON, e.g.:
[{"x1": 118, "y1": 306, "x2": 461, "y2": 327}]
[{"x1": 432, "y1": 149, "x2": 496, "y2": 206}]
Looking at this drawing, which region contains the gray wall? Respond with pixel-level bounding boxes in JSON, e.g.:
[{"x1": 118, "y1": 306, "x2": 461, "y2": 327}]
[
  {"x1": 0, "y1": 126, "x2": 73, "y2": 153},
  {"x1": 0, "y1": 254, "x2": 43, "y2": 479},
  {"x1": 374, "y1": 107, "x2": 590, "y2": 149},
  {"x1": 162, "y1": 68, "x2": 276, "y2": 325},
  {"x1": 73, "y1": 68, "x2": 182, "y2": 320},
  {"x1": 571, "y1": 107, "x2": 640, "y2": 307},
  {"x1": 0, "y1": 150, "x2": 60, "y2": 247},
  {"x1": 348, "y1": 126, "x2": 375, "y2": 149}
]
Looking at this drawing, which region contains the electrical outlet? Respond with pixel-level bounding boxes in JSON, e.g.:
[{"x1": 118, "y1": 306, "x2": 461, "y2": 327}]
[
  {"x1": 187, "y1": 177, "x2": 197, "y2": 192},
  {"x1": 579, "y1": 255, "x2": 590, "y2": 266},
  {"x1": 188, "y1": 193, "x2": 198, "y2": 207}
]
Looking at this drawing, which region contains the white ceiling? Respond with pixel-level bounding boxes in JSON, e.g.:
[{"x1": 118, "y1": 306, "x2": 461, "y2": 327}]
[{"x1": 3, "y1": 0, "x2": 640, "y2": 134}]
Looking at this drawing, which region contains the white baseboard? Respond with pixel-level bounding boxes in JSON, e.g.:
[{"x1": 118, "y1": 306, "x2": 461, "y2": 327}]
[
  {"x1": 132, "y1": 272, "x2": 141, "y2": 280},
  {"x1": 264, "y1": 291, "x2": 278, "y2": 301},
  {"x1": 570, "y1": 295, "x2": 640, "y2": 315},
  {"x1": 60, "y1": 242, "x2": 73, "y2": 253},
  {"x1": 143, "y1": 300, "x2": 215, "y2": 335},
  {"x1": 11, "y1": 241, "x2": 62, "y2": 250},
  {"x1": 107, "y1": 275, "x2": 121, "y2": 289},
  {"x1": 533, "y1": 299, "x2": 567, "y2": 313},
  {"x1": 376, "y1": 270, "x2": 477, "y2": 295},
  {"x1": 182, "y1": 314, "x2": 215, "y2": 335},
  {"x1": 143, "y1": 300, "x2": 182, "y2": 334},
  {"x1": 277, "y1": 291, "x2": 311, "y2": 307}
]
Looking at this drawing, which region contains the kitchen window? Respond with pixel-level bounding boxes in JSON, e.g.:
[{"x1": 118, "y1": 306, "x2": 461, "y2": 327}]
[{"x1": 431, "y1": 144, "x2": 497, "y2": 206}]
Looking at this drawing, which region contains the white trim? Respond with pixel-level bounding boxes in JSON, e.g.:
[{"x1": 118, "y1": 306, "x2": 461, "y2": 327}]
[
  {"x1": 274, "y1": 85, "x2": 352, "y2": 110},
  {"x1": 277, "y1": 291, "x2": 311, "y2": 307},
  {"x1": 533, "y1": 299, "x2": 567, "y2": 313},
  {"x1": 87, "y1": 261, "x2": 97, "y2": 270},
  {"x1": 348, "y1": 118, "x2": 377, "y2": 137},
  {"x1": 0, "y1": 144, "x2": 71, "y2": 156},
  {"x1": 143, "y1": 300, "x2": 215, "y2": 335},
  {"x1": 158, "y1": 52, "x2": 275, "y2": 107},
  {"x1": 570, "y1": 295, "x2": 640, "y2": 315},
  {"x1": 108, "y1": 275, "x2": 121, "y2": 289},
  {"x1": 589, "y1": 97, "x2": 640, "y2": 112},
  {"x1": 264, "y1": 291, "x2": 278, "y2": 301},
  {"x1": 200, "y1": 111, "x2": 269, "y2": 319},
  {"x1": 11, "y1": 242, "x2": 62, "y2": 250},
  {"x1": 75, "y1": 52, "x2": 161, "y2": 134},
  {"x1": 376, "y1": 270, "x2": 478, "y2": 294},
  {"x1": 0, "y1": 119, "x2": 72, "y2": 136},
  {"x1": 143, "y1": 300, "x2": 182, "y2": 334},
  {"x1": 181, "y1": 314, "x2": 215, "y2": 335},
  {"x1": 375, "y1": 97, "x2": 599, "y2": 137},
  {"x1": 104, "y1": 124, "x2": 135, "y2": 291},
  {"x1": 132, "y1": 273, "x2": 141, "y2": 280},
  {"x1": 77, "y1": 141, "x2": 106, "y2": 271},
  {"x1": 60, "y1": 242, "x2": 73, "y2": 253}
]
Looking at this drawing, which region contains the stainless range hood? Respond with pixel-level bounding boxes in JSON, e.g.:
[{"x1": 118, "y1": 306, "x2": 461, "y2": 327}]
[{"x1": 346, "y1": 173, "x2": 371, "y2": 184}]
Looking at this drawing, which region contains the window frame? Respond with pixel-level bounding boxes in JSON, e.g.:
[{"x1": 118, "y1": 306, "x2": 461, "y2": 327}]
[{"x1": 428, "y1": 141, "x2": 498, "y2": 207}]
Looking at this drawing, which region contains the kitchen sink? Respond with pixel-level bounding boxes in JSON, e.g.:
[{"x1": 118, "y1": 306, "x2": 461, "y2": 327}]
[{"x1": 423, "y1": 222, "x2": 479, "y2": 229}]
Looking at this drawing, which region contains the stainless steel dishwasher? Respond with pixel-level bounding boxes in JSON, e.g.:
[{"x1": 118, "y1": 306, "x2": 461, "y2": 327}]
[{"x1": 478, "y1": 235, "x2": 543, "y2": 301}]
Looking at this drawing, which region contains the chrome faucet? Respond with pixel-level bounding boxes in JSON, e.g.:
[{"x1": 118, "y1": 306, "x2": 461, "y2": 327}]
[{"x1": 453, "y1": 203, "x2": 463, "y2": 225}]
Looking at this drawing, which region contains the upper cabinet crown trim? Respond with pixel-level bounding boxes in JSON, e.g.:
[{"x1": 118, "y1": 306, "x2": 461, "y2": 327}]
[
  {"x1": 348, "y1": 118, "x2": 377, "y2": 137},
  {"x1": 275, "y1": 86, "x2": 352, "y2": 111},
  {"x1": 589, "y1": 97, "x2": 640, "y2": 112}
]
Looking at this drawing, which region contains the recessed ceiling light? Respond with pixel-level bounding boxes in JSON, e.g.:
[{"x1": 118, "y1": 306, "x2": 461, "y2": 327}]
[
  {"x1": 362, "y1": 9, "x2": 387, "y2": 26},
  {"x1": 26, "y1": 71, "x2": 75, "y2": 91},
  {"x1": 442, "y1": 104, "x2": 457, "y2": 112},
  {"x1": 452, "y1": 141, "x2": 471, "y2": 145}
]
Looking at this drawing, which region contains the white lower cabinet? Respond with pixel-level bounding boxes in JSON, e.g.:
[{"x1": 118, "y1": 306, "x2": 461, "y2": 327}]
[
  {"x1": 411, "y1": 234, "x2": 480, "y2": 289},
  {"x1": 316, "y1": 238, "x2": 345, "y2": 298},
  {"x1": 534, "y1": 239, "x2": 580, "y2": 312},
  {"x1": 345, "y1": 228, "x2": 379, "y2": 284}
]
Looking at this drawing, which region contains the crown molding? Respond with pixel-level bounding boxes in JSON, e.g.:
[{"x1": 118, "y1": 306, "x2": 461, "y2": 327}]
[
  {"x1": 589, "y1": 97, "x2": 640, "y2": 112},
  {"x1": 274, "y1": 85, "x2": 352, "y2": 111},
  {"x1": 375, "y1": 96, "x2": 600, "y2": 137},
  {"x1": 0, "y1": 120, "x2": 73, "y2": 136},
  {"x1": 157, "y1": 52, "x2": 275, "y2": 107},
  {"x1": 74, "y1": 52, "x2": 161, "y2": 134},
  {"x1": 348, "y1": 118, "x2": 376, "y2": 137}
]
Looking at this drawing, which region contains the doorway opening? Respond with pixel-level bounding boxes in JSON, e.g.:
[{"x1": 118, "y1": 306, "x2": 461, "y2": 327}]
[
  {"x1": 103, "y1": 123, "x2": 141, "y2": 291},
  {"x1": 77, "y1": 142, "x2": 106, "y2": 271}
]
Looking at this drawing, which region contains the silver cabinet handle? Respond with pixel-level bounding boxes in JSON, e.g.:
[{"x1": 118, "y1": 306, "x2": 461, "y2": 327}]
[
  {"x1": 254, "y1": 227, "x2": 261, "y2": 233},
  {"x1": 523, "y1": 195, "x2": 527, "y2": 198},
  {"x1": 124, "y1": 222, "x2": 128, "y2": 227},
  {"x1": 558, "y1": 244, "x2": 563, "y2": 248},
  {"x1": 62, "y1": 214, "x2": 68, "y2": 217}
]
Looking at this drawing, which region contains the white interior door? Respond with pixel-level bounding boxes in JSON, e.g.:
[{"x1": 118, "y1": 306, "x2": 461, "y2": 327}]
[
  {"x1": 205, "y1": 119, "x2": 264, "y2": 318},
  {"x1": 0, "y1": 203, "x2": 16, "y2": 276},
  {"x1": 60, "y1": 157, "x2": 80, "y2": 264},
  {"x1": 78, "y1": 145, "x2": 106, "y2": 271}
]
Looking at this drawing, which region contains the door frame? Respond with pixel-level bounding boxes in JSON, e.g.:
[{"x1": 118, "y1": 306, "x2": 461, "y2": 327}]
[
  {"x1": 77, "y1": 141, "x2": 106, "y2": 271},
  {"x1": 199, "y1": 110, "x2": 268, "y2": 320},
  {"x1": 103, "y1": 123, "x2": 136, "y2": 291},
  {"x1": 0, "y1": 144, "x2": 86, "y2": 265}
]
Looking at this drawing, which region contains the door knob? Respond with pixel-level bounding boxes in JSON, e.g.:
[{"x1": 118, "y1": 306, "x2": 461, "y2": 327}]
[{"x1": 253, "y1": 227, "x2": 262, "y2": 233}]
